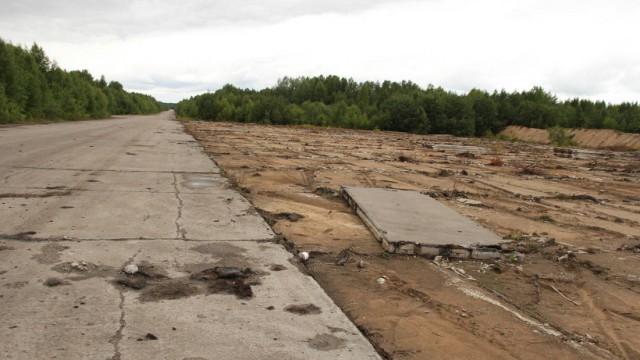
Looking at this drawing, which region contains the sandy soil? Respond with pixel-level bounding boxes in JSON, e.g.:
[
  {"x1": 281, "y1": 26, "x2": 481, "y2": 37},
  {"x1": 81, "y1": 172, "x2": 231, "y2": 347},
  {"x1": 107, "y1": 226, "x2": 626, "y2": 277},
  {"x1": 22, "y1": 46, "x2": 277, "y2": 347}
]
[
  {"x1": 500, "y1": 126, "x2": 640, "y2": 150},
  {"x1": 185, "y1": 121, "x2": 640, "y2": 360}
]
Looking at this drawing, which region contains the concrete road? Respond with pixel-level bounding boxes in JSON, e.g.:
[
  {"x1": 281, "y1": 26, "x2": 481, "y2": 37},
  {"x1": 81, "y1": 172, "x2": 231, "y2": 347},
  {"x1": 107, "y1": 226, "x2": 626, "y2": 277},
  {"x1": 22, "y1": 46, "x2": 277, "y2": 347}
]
[{"x1": 0, "y1": 112, "x2": 380, "y2": 360}]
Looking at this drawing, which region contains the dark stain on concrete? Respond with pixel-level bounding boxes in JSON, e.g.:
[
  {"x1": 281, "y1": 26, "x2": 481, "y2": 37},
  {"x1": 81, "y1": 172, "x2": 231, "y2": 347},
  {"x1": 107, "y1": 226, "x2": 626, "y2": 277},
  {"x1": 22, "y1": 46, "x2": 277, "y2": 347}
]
[
  {"x1": 32, "y1": 243, "x2": 69, "y2": 264},
  {"x1": 306, "y1": 334, "x2": 346, "y2": 351}
]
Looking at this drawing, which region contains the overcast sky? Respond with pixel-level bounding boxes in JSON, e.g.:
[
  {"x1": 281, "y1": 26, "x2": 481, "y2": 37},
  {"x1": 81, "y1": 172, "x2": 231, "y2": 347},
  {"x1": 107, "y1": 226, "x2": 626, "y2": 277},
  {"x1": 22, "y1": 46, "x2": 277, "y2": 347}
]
[{"x1": 2, "y1": 0, "x2": 639, "y2": 103}]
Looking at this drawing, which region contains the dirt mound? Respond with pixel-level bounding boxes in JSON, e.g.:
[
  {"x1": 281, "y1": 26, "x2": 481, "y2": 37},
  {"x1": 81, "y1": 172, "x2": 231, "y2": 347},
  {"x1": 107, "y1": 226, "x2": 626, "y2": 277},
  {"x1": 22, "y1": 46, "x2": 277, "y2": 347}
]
[{"x1": 500, "y1": 126, "x2": 640, "y2": 150}]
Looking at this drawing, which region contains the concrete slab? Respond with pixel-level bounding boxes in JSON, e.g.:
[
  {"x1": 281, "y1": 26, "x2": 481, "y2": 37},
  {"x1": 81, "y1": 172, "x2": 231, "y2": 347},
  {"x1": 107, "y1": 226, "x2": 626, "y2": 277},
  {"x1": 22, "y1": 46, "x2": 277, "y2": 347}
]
[
  {"x1": 0, "y1": 240, "x2": 380, "y2": 360},
  {"x1": 342, "y1": 186, "x2": 504, "y2": 258}
]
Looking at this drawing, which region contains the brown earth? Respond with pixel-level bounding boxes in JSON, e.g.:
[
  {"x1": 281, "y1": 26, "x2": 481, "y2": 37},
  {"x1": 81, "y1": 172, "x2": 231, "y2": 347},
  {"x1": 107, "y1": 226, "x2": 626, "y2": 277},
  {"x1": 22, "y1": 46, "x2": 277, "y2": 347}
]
[
  {"x1": 185, "y1": 121, "x2": 640, "y2": 360},
  {"x1": 500, "y1": 126, "x2": 640, "y2": 150}
]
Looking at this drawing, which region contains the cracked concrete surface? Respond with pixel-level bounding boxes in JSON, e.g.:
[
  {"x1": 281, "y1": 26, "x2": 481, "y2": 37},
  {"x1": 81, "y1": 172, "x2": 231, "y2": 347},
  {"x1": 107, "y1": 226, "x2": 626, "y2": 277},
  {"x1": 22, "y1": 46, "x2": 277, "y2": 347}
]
[{"x1": 0, "y1": 112, "x2": 379, "y2": 360}]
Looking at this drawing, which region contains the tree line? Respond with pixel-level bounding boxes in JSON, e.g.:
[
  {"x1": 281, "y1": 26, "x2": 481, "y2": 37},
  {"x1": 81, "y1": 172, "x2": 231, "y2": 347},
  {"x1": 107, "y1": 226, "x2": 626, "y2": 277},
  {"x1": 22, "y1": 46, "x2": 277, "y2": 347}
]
[
  {"x1": 0, "y1": 38, "x2": 165, "y2": 123},
  {"x1": 176, "y1": 75, "x2": 640, "y2": 135}
]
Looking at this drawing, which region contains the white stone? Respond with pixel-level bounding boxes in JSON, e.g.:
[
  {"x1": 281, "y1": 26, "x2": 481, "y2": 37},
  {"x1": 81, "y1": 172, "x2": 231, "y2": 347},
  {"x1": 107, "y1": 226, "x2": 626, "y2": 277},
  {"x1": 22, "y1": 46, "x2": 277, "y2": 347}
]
[{"x1": 124, "y1": 264, "x2": 139, "y2": 275}]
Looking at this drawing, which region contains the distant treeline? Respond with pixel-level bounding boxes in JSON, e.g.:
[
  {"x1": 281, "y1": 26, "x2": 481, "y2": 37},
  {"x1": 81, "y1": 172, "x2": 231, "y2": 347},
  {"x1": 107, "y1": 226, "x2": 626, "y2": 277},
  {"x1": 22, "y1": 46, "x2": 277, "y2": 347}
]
[
  {"x1": 0, "y1": 39, "x2": 165, "y2": 123},
  {"x1": 176, "y1": 76, "x2": 640, "y2": 135}
]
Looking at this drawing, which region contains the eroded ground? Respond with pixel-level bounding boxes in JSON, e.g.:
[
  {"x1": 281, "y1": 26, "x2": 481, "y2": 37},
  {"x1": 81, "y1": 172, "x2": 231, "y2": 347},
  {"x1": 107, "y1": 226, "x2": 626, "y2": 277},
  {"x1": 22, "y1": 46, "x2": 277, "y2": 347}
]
[{"x1": 185, "y1": 121, "x2": 640, "y2": 360}]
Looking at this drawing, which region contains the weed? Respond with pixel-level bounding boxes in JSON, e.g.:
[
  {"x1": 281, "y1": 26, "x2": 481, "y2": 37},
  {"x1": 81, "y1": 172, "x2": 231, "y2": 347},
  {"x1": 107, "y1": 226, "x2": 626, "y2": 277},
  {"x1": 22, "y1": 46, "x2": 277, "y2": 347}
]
[
  {"x1": 538, "y1": 214, "x2": 554, "y2": 222},
  {"x1": 488, "y1": 157, "x2": 504, "y2": 166},
  {"x1": 548, "y1": 126, "x2": 577, "y2": 147}
]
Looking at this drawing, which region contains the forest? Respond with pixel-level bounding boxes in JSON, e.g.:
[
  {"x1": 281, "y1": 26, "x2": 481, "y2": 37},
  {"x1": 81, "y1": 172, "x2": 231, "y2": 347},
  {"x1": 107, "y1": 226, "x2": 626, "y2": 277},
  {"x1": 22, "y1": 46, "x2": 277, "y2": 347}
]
[
  {"x1": 176, "y1": 76, "x2": 640, "y2": 136},
  {"x1": 0, "y1": 39, "x2": 164, "y2": 123}
]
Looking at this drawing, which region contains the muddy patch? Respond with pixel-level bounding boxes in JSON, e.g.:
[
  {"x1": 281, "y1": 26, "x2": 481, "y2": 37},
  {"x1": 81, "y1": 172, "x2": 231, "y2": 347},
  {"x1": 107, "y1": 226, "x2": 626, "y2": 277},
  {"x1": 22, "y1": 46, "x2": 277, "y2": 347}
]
[
  {"x1": 208, "y1": 279, "x2": 253, "y2": 298},
  {"x1": 31, "y1": 243, "x2": 69, "y2": 264},
  {"x1": 191, "y1": 266, "x2": 262, "y2": 299},
  {"x1": 136, "y1": 261, "x2": 169, "y2": 279},
  {"x1": 128, "y1": 263, "x2": 267, "y2": 301},
  {"x1": 116, "y1": 277, "x2": 148, "y2": 290},
  {"x1": 269, "y1": 264, "x2": 287, "y2": 271},
  {"x1": 139, "y1": 279, "x2": 200, "y2": 302},
  {"x1": 52, "y1": 261, "x2": 116, "y2": 280},
  {"x1": 285, "y1": 303, "x2": 322, "y2": 315},
  {"x1": 306, "y1": 334, "x2": 346, "y2": 351}
]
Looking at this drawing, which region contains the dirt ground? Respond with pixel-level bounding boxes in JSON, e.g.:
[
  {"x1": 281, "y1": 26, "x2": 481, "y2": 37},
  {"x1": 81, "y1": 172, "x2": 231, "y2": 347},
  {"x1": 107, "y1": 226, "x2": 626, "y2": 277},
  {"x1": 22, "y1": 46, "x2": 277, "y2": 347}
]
[
  {"x1": 501, "y1": 126, "x2": 640, "y2": 150},
  {"x1": 184, "y1": 121, "x2": 640, "y2": 360}
]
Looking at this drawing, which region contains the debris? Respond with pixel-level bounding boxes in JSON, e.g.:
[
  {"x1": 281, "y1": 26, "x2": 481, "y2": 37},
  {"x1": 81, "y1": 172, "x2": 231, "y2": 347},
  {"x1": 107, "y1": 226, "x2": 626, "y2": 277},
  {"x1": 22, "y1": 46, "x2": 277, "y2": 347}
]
[
  {"x1": 44, "y1": 277, "x2": 63, "y2": 287},
  {"x1": 335, "y1": 248, "x2": 350, "y2": 266},
  {"x1": 285, "y1": 303, "x2": 322, "y2": 315},
  {"x1": 549, "y1": 193, "x2": 602, "y2": 204},
  {"x1": 123, "y1": 264, "x2": 139, "y2": 275},
  {"x1": 116, "y1": 277, "x2": 147, "y2": 290},
  {"x1": 437, "y1": 169, "x2": 454, "y2": 177},
  {"x1": 191, "y1": 267, "x2": 251, "y2": 281},
  {"x1": 314, "y1": 187, "x2": 339, "y2": 198},
  {"x1": 233, "y1": 279, "x2": 253, "y2": 299},
  {"x1": 208, "y1": 278, "x2": 253, "y2": 298},
  {"x1": 457, "y1": 198, "x2": 483, "y2": 206},
  {"x1": 270, "y1": 264, "x2": 287, "y2": 271},
  {"x1": 549, "y1": 284, "x2": 580, "y2": 306},
  {"x1": 617, "y1": 243, "x2": 640, "y2": 253},
  {"x1": 70, "y1": 261, "x2": 88, "y2": 271},
  {"x1": 214, "y1": 267, "x2": 252, "y2": 279},
  {"x1": 137, "y1": 333, "x2": 158, "y2": 341},
  {"x1": 456, "y1": 152, "x2": 476, "y2": 159},
  {"x1": 298, "y1": 252, "x2": 309, "y2": 261},
  {"x1": 273, "y1": 212, "x2": 304, "y2": 222}
]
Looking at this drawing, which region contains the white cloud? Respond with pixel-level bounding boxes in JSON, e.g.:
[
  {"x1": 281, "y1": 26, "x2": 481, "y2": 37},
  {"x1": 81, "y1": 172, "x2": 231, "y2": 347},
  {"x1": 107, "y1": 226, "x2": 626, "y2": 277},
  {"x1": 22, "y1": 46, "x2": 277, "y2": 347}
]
[{"x1": 1, "y1": 0, "x2": 639, "y2": 103}]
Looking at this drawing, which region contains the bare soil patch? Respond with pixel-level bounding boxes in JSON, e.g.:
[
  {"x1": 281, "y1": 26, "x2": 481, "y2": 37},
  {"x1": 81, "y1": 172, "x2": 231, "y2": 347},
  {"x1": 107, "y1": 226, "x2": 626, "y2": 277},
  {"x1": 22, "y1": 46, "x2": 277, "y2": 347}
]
[
  {"x1": 501, "y1": 125, "x2": 640, "y2": 150},
  {"x1": 186, "y1": 121, "x2": 640, "y2": 360}
]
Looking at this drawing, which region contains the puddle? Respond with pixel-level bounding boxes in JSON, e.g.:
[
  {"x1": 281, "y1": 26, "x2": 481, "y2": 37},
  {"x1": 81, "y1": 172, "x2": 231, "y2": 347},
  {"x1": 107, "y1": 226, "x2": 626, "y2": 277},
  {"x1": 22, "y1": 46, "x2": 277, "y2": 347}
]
[
  {"x1": 306, "y1": 334, "x2": 346, "y2": 351},
  {"x1": 182, "y1": 174, "x2": 218, "y2": 189}
]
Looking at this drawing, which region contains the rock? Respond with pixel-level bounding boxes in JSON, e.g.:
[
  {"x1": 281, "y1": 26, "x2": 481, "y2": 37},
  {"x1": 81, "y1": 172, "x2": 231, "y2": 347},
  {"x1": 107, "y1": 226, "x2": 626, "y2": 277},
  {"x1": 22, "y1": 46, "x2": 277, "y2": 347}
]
[
  {"x1": 45, "y1": 278, "x2": 63, "y2": 287},
  {"x1": 298, "y1": 252, "x2": 309, "y2": 261},
  {"x1": 357, "y1": 259, "x2": 366, "y2": 268},
  {"x1": 124, "y1": 264, "x2": 139, "y2": 275},
  {"x1": 376, "y1": 277, "x2": 386, "y2": 285},
  {"x1": 457, "y1": 198, "x2": 483, "y2": 206}
]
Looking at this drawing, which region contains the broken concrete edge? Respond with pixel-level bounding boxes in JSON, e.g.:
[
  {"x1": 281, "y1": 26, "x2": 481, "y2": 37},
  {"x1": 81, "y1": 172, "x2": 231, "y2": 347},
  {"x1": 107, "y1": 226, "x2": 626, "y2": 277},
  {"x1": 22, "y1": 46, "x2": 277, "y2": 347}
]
[{"x1": 341, "y1": 186, "x2": 506, "y2": 260}]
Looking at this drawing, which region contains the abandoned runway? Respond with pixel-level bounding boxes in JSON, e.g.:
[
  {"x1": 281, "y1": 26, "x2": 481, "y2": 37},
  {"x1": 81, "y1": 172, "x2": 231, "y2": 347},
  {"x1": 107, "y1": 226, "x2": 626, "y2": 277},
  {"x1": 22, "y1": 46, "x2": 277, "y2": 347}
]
[{"x1": 0, "y1": 112, "x2": 380, "y2": 359}]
